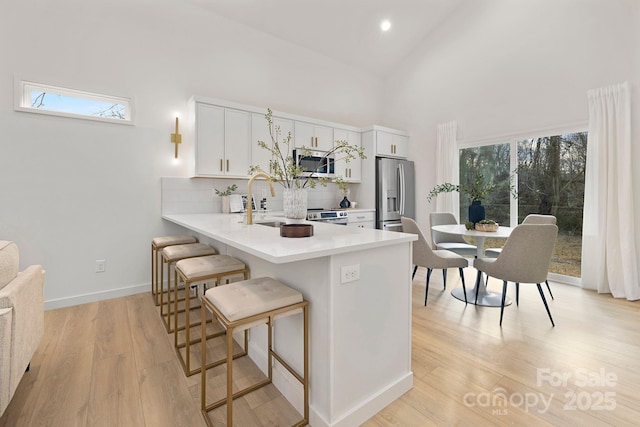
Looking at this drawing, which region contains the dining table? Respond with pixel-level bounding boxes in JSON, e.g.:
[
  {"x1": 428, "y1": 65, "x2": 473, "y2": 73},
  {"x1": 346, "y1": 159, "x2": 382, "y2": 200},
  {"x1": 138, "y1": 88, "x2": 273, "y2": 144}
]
[{"x1": 431, "y1": 223, "x2": 513, "y2": 307}]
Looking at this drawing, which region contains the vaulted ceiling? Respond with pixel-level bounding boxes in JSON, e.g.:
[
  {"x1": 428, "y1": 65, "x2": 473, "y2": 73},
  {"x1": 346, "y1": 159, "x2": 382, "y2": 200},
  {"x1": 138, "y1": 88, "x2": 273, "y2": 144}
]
[{"x1": 191, "y1": 0, "x2": 467, "y2": 77}]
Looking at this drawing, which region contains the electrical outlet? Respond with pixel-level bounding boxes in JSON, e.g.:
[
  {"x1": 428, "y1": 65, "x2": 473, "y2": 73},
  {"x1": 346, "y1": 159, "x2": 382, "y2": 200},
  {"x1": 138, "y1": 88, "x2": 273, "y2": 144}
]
[
  {"x1": 341, "y1": 264, "x2": 360, "y2": 284},
  {"x1": 95, "y1": 260, "x2": 106, "y2": 273}
]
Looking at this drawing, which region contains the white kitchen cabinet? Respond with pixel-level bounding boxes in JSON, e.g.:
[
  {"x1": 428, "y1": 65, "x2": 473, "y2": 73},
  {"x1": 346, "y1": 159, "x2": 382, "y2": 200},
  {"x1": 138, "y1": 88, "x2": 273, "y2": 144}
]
[
  {"x1": 376, "y1": 131, "x2": 409, "y2": 158},
  {"x1": 195, "y1": 103, "x2": 224, "y2": 176},
  {"x1": 333, "y1": 128, "x2": 362, "y2": 182},
  {"x1": 193, "y1": 103, "x2": 251, "y2": 177},
  {"x1": 346, "y1": 210, "x2": 375, "y2": 229},
  {"x1": 251, "y1": 113, "x2": 294, "y2": 174},
  {"x1": 294, "y1": 122, "x2": 333, "y2": 151}
]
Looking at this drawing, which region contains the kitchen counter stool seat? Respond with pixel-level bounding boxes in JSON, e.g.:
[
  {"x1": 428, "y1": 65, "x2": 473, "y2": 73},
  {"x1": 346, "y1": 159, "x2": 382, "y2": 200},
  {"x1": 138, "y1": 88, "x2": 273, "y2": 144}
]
[
  {"x1": 160, "y1": 243, "x2": 217, "y2": 333},
  {"x1": 151, "y1": 235, "x2": 197, "y2": 306},
  {"x1": 174, "y1": 255, "x2": 248, "y2": 376},
  {"x1": 201, "y1": 277, "x2": 309, "y2": 427}
]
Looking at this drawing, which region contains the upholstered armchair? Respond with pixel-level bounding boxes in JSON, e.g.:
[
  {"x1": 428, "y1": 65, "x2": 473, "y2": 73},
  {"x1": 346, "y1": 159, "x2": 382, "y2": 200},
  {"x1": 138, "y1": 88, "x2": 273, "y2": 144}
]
[{"x1": 0, "y1": 241, "x2": 45, "y2": 416}]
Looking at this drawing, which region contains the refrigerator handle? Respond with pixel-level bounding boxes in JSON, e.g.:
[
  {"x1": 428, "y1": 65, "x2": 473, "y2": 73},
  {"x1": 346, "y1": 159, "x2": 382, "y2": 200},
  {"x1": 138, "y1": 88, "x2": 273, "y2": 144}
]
[
  {"x1": 399, "y1": 163, "x2": 405, "y2": 215},
  {"x1": 396, "y1": 164, "x2": 402, "y2": 214}
]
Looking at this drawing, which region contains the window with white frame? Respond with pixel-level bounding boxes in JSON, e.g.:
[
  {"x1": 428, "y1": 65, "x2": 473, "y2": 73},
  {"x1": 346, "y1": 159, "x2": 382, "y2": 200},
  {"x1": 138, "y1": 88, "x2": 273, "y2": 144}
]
[
  {"x1": 15, "y1": 80, "x2": 134, "y2": 124},
  {"x1": 459, "y1": 130, "x2": 587, "y2": 281}
]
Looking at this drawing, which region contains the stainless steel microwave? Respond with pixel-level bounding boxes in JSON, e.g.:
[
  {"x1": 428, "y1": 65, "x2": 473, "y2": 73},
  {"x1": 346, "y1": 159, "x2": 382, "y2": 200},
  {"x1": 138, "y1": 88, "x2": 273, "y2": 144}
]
[{"x1": 293, "y1": 149, "x2": 335, "y2": 177}]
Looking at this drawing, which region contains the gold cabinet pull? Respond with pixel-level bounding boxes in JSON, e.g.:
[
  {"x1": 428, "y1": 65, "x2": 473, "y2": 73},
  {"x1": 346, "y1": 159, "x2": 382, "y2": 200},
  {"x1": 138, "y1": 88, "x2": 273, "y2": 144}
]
[
  {"x1": 220, "y1": 159, "x2": 223, "y2": 171},
  {"x1": 226, "y1": 159, "x2": 229, "y2": 171}
]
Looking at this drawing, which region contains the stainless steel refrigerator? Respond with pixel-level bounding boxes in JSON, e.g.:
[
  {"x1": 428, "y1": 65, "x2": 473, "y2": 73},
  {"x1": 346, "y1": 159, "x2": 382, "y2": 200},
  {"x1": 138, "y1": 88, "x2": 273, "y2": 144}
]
[{"x1": 376, "y1": 157, "x2": 415, "y2": 231}]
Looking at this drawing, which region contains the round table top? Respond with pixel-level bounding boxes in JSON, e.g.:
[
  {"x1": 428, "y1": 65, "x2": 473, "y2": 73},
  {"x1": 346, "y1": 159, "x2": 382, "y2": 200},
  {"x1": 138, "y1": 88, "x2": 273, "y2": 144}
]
[{"x1": 431, "y1": 224, "x2": 512, "y2": 239}]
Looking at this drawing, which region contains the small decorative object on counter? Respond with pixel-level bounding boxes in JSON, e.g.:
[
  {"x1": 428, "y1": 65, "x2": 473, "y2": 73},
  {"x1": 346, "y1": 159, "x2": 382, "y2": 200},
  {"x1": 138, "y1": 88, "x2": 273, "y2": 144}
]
[
  {"x1": 465, "y1": 221, "x2": 475, "y2": 230},
  {"x1": 214, "y1": 184, "x2": 238, "y2": 214},
  {"x1": 339, "y1": 196, "x2": 351, "y2": 209},
  {"x1": 280, "y1": 223, "x2": 314, "y2": 238},
  {"x1": 475, "y1": 219, "x2": 499, "y2": 232}
]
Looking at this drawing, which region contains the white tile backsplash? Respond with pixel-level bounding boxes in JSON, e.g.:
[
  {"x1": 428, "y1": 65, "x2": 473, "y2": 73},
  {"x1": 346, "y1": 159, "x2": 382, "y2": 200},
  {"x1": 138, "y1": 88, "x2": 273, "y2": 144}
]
[{"x1": 161, "y1": 177, "x2": 350, "y2": 215}]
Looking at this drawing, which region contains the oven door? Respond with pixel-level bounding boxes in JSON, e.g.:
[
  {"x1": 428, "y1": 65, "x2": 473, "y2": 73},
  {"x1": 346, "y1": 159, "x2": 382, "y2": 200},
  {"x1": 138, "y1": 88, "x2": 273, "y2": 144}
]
[{"x1": 324, "y1": 218, "x2": 348, "y2": 225}]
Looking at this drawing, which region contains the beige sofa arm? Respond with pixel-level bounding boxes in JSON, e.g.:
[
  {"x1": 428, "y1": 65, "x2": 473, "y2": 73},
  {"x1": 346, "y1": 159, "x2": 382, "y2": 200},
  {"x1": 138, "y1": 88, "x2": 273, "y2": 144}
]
[
  {"x1": 0, "y1": 265, "x2": 45, "y2": 409},
  {"x1": 0, "y1": 307, "x2": 13, "y2": 414}
]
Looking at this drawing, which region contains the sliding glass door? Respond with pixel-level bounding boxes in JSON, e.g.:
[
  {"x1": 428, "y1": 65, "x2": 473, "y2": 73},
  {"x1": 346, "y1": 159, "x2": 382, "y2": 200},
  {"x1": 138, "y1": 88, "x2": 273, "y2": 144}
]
[{"x1": 459, "y1": 131, "x2": 587, "y2": 282}]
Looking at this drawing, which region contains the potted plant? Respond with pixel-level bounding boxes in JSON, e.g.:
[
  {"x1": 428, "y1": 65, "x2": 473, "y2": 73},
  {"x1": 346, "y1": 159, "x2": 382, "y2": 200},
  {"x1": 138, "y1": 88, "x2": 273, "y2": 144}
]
[
  {"x1": 427, "y1": 172, "x2": 497, "y2": 223},
  {"x1": 249, "y1": 108, "x2": 366, "y2": 220},
  {"x1": 214, "y1": 184, "x2": 237, "y2": 214}
]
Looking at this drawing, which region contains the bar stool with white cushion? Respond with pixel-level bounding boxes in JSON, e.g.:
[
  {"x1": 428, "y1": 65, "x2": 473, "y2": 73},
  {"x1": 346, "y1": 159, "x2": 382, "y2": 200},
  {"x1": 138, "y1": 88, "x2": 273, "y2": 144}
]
[
  {"x1": 151, "y1": 235, "x2": 197, "y2": 305},
  {"x1": 160, "y1": 243, "x2": 217, "y2": 333},
  {"x1": 173, "y1": 255, "x2": 248, "y2": 376},
  {"x1": 200, "y1": 277, "x2": 309, "y2": 427}
]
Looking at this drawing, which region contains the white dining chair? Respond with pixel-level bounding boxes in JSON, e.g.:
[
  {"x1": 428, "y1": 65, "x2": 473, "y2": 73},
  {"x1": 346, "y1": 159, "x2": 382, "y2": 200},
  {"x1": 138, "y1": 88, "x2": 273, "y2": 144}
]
[
  {"x1": 401, "y1": 217, "x2": 469, "y2": 305},
  {"x1": 429, "y1": 212, "x2": 477, "y2": 257},
  {"x1": 485, "y1": 214, "x2": 556, "y2": 301},
  {"x1": 474, "y1": 223, "x2": 558, "y2": 326}
]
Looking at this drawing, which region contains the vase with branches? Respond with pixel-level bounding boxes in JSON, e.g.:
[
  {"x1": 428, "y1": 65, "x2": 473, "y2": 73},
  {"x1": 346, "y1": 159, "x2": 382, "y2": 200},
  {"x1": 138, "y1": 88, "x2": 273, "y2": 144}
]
[
  {"x1": 249, "y1": 108, "x2": 366, "y2": 219},
  {"x1": 427, "y1": 171, "x2": 517, "y2": 223}
]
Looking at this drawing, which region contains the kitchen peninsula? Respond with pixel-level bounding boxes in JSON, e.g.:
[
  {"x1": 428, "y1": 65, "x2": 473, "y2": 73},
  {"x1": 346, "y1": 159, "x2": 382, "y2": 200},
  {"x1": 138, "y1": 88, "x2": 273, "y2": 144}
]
[{"x1": 162, "y1": 213, "x2": 416, "y2": 427}]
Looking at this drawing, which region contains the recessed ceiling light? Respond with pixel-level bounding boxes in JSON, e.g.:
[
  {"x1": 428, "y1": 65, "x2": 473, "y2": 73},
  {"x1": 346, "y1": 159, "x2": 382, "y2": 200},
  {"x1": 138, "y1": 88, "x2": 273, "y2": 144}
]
[{"x1": 380, "y1": 20, "x2": 391, "y2": 32}]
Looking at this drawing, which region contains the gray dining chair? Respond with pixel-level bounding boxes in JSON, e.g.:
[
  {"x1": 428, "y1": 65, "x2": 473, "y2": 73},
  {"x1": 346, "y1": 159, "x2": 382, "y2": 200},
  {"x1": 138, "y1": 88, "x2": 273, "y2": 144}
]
[
  {"x1": 474, "y1": 223, "x2": 558, "y2": 326},
  {"x1": 401, "y1": 217, "x2": 469, "y2": 305},
  {"x1": 485, "y1": 214, "x2": 556, "y2": 301},
  {"x1": 429, "y1": 212, "x2": 477, "y2": 257}
]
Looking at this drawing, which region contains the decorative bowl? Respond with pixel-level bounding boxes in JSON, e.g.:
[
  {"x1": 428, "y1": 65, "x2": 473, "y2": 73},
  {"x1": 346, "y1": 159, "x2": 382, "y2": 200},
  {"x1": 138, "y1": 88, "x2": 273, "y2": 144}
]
[
  {"x1": 280, "y1": 224, "x2": 314, "y2": 238},
  {"x1": 475, "y1": 222, "x2": 499, "y2": 232}
]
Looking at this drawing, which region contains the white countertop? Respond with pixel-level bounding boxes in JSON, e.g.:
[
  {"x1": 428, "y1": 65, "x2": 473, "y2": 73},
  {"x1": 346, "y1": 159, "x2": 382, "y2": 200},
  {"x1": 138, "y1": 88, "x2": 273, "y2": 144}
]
[{"x1": 163, "y1": 213, "x2": 416, "y2": 264}]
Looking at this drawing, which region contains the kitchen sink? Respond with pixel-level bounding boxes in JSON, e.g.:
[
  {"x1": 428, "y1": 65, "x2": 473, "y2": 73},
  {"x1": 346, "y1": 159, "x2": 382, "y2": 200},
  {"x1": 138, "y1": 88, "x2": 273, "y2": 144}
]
[{"x1": 255, "y1": 220, "x2": 286, "y2": 228}]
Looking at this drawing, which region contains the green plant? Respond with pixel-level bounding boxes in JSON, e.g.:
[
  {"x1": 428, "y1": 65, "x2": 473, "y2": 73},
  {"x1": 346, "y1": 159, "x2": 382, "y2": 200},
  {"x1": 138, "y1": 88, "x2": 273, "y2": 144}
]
[
  {"x1": 248, "y1": 108, "x2": 366, "y2": 189},
  {"x1": 464, "y1": 221, "x2": 475, "y2": 230},
  {"x1": 214, "y1": 184, "x2": 237, "y2": 196},
  {"x1": 478, "y1": 219, "x2": 497, "y2": 224},
  {"x1": 427, "y1": 171, "x2": 517, "y2": 204}
]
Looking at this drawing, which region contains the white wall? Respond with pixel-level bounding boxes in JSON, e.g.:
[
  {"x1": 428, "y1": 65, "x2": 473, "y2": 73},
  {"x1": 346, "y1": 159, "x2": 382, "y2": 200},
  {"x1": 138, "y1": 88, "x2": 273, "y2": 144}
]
[
  {"x1": 382, "y1": 0, "x2": 639, "y2": 248},
  {"x1": 0, "y1": 0, "x2": 383, "y2": 308}
]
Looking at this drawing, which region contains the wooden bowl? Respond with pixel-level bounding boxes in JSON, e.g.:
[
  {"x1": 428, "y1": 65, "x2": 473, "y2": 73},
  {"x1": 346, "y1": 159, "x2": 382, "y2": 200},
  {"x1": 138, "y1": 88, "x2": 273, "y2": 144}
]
[{"x1": 280, "y1": 224, "x2": 314, "y2": 238}]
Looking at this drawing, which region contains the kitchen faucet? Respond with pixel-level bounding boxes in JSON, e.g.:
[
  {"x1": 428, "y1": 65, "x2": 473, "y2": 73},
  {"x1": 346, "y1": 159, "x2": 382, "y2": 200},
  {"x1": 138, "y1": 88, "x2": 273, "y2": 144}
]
[{"x1": 246, "y1": 172, "x2": 275, "y2": 225}]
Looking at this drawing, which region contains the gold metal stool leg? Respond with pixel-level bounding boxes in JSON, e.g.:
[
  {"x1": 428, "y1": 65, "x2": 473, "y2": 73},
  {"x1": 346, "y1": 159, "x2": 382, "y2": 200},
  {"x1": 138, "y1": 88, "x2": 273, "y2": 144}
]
[
  {"x1": 175, "y1": 269, "x2": 248, "y2": 376},
  {"x1": 200, "y1": 287, "x2": 309, "y2": 427}
]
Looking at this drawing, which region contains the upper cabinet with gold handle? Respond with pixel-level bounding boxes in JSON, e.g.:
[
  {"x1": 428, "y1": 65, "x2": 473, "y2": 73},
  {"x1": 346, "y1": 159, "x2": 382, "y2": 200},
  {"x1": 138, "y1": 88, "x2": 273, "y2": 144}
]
[
  {"x1": 294, "y1": 122, "x2": 333, "y2": 151},
  {"x1": 373, "y1": 129, "x2": 409, "y2": 159},
  {"x1": 191, "y1": 99, "x2": 251, "y2": 178},
  {"x1": 251, "y1": 113, "x2": 294, "y2": 177},
  {"x1": 333, "y1": 128, "x2": 362, "y2": 183}
]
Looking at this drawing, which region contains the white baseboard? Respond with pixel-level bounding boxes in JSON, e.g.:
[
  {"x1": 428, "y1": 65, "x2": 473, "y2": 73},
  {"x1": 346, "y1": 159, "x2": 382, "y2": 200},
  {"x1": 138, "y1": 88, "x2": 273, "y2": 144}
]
[
  {"x1": 44, "y1": 283, "x2": 150, "y2": 310},
  {"x1": 248, "y1": 335, "x2": 413, "y2": 427},
  {"x1": 310, "y1": 372, "x2": 414, "y2": 427}
]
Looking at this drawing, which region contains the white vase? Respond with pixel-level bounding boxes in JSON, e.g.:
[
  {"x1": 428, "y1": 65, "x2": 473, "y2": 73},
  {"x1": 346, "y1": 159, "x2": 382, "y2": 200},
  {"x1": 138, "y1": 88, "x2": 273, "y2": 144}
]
[
  {"x1": 283, "y1": 188, "x2": 308, "y2": 223},
  {"x1": 221, "y1": 196, "x2": 230, "y2": 214}
]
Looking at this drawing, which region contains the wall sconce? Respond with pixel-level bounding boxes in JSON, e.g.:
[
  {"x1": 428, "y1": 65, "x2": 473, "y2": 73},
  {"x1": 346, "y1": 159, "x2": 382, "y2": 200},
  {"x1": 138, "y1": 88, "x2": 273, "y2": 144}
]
[{"x1": 170, "y1": 117, "x2": 182, "y2": 158}]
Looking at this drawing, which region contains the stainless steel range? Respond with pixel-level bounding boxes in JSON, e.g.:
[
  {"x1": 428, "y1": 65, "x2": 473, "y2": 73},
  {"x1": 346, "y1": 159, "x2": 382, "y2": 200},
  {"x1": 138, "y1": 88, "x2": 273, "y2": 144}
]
[{"x1": 306, "y1": 209, "x2": 348, "y2": 225}]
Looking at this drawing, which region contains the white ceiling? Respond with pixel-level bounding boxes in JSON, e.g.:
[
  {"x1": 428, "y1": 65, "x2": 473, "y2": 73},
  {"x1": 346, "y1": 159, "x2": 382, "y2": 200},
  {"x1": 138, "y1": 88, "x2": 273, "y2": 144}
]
[{"x1": 191, "y1": 0, "x2": 466, "y2": 77}]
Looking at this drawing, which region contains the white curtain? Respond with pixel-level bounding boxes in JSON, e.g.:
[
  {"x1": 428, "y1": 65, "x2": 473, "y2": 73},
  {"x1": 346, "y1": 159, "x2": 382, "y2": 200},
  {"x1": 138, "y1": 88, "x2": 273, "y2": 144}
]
[
  {"x1": 582, "y1": 82, "x2": 639, "y2": 300},
  {"x1": 435, "y1": 121, "x2": 459, "y2": 220}
]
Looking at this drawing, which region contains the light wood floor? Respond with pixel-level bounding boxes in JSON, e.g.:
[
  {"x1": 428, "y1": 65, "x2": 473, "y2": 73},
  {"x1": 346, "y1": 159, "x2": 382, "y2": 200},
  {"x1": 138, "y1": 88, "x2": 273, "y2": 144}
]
[{"x1": 2, "y1": 269, "x2": 639, "y2": 426}]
